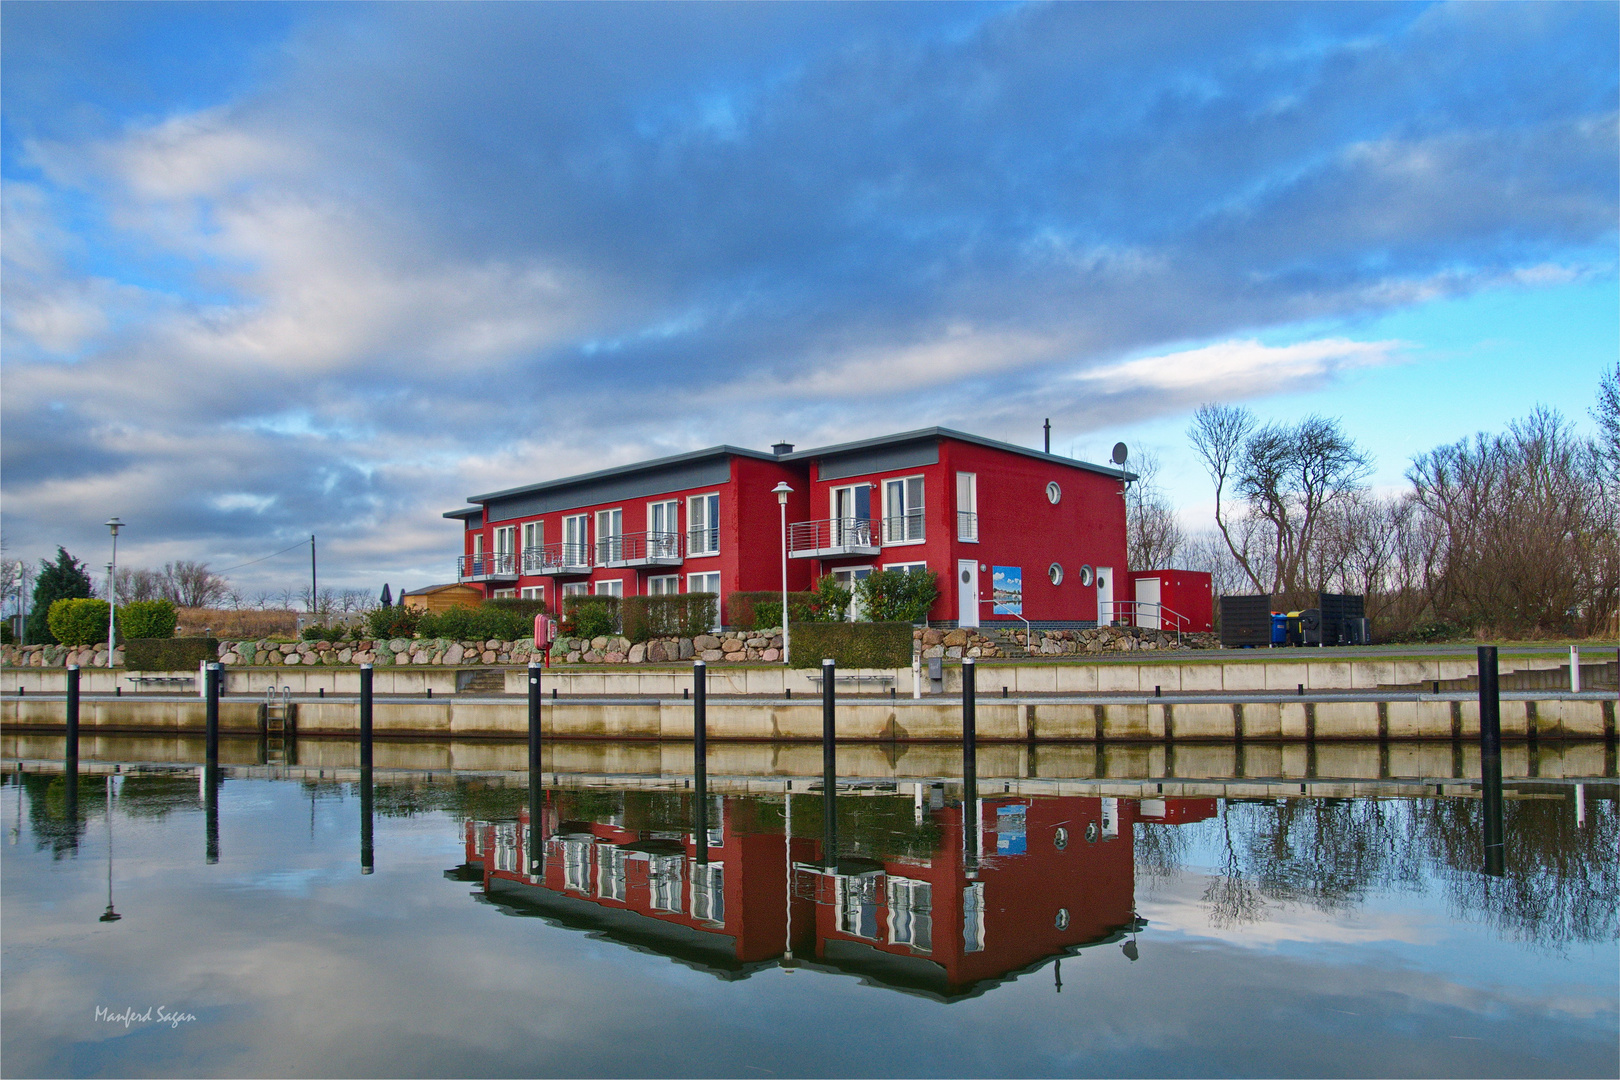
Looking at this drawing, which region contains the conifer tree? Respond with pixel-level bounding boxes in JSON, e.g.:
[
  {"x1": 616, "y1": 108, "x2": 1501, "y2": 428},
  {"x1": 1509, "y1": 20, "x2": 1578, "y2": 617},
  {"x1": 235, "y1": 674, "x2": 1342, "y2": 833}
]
[{"x1": 26, "y1": 548, "x2": 93, "y2": 645}]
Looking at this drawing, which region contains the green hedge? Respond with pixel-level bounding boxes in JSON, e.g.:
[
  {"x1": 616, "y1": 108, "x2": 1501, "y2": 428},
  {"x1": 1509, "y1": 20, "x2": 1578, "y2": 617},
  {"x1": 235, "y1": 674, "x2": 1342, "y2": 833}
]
[
  {"x1": 563, "y1": 594, "x2": 620, "y2": 639},
  {"x1": 47, "y1": 598, "x2": 111, "y2": 646},
  {"x1": 726, "y1": 590, "x2": 814, "y2": 630},
  {"x1": 117, "y1": 599, "x2": 177, "y2": 640},
  {"x1": 853, "y1": 569, "x2": 939, "y2": 622},
  {"x1": 125, "y1": 637, "x2": 219, "y2": 671},
  {"x1": 623, "y1": 593, "x2": 718, "y2": 642},
  {"x1": 367, "y1": 605, "x2": 422, "y2": 639},
  {"x1": 787, "y1": 621, "x2": 914, "y2": 669},
  {"x1": 417, "y1": 604, "x2": 535, "y2": 641}
]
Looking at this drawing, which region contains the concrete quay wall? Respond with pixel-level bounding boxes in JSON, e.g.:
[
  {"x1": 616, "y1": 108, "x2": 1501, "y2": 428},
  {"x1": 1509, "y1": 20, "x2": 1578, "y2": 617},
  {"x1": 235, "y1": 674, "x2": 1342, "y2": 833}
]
[
  {"x1": 4, "y1": 731, "x2": 1613, "y2": 785},
  {"x1": 3, "y1": 692, "x2": 1613, "y2": 743},
  {"x1": 1, "y1": 652, "x2": 1578, "y2": 698}
]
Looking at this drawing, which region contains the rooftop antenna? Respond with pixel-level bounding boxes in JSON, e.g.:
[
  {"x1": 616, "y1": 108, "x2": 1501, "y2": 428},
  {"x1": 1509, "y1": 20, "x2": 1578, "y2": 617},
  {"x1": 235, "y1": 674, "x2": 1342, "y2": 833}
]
[
  {"x1": 1043, "y1": 418, "x2": 1051, "y2": 454},
  {"x1": 1112, "y1": 442, "x2": 1130, "y2": 497}
]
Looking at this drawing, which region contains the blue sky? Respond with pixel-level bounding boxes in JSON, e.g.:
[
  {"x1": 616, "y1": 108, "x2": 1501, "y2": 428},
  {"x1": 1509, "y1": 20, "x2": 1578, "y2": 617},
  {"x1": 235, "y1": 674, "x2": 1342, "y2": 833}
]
[{"x1": 2, "y1": 1, "x2": 1615, "y2": 595}]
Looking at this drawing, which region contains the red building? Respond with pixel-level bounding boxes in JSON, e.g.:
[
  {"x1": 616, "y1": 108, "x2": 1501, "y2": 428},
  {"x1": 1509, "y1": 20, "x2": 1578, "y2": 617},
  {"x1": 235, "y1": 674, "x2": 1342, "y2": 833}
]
[
  {"x1": 445, "y1": 427, "x2": 1141, "y2": 627},
  {"x1": 458, "y1": 788, "x2": 1217, "y2": 1000}
]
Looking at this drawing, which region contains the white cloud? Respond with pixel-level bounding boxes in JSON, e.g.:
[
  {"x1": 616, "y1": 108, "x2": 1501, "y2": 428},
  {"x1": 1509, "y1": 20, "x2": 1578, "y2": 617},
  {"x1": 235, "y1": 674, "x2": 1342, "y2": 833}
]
[{"x1": 1074, "y1": 336, "x2": 1407, "y2": 397}]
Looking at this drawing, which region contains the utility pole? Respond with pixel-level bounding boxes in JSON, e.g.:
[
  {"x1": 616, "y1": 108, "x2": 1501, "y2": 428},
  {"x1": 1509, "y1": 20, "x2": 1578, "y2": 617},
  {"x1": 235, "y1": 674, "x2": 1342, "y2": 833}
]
[{"x1": 310, "y1": 535, "x2": 317, "y2": 614}]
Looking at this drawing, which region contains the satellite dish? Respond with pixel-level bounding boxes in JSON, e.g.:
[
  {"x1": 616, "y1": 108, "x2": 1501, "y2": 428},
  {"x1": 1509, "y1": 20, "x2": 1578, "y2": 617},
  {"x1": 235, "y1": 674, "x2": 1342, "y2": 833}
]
[{"x1": 1111, "y1": 442, "x2": 1129, "y2": 466}]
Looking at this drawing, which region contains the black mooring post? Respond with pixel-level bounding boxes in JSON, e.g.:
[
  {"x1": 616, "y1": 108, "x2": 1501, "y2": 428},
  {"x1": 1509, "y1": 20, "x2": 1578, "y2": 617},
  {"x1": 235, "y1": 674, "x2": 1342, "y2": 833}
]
[
  {"x1": 822, "y1": 658, "x2": 836, "y2": 869},
  {"x1": 694, "y1": 660, "x2": 709, "y2": 865},
  {"x1": 65, "y1": 665, "x2": 80, "y2": 774},
  {"x1": 527, "y1": 757, "x2": 544, "y2": 877},
  {"x1": 359, "y1": 664, "x2": 374, "y2": 771},
  {"x1": 359, "y1": 765, "x2": 374, "y2": 875},
  {"x1": 527, "y1": 662, "x2": 543, "y2": 774},
  {"x1": 205, "y1": 663, "x2": 220, "y2": 773},
  {"x1": 1478, "y1": 645, "x2": 1504, "y2": 876}
]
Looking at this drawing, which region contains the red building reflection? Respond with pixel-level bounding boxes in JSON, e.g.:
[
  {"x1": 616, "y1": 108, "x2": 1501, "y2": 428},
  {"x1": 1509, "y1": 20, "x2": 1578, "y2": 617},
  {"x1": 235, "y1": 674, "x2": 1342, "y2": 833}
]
[{"x1": 454, "y1": 788, "x2": 1214, "y2": 1001}]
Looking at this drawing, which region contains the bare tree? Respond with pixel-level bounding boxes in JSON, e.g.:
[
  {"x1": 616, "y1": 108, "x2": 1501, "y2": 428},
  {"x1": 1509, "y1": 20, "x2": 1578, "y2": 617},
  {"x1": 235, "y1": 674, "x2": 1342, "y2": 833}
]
[
  {"x1": 1188, "y1": 404, "x2": 1263, "y2": 592},
  {"x1": 160, "y1": 561, "x2": 231, "y2": 608},
  {"x1": 1126, "y1": 449, "x2": 1186, "y2": 571},
  {"x1": 1592, "y1": 361, "x2": 1620, "y2": 485}
]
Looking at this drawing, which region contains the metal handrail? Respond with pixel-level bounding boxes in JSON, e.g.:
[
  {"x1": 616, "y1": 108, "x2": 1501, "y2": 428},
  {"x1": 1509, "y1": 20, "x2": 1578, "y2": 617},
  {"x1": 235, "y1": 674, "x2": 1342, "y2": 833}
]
[
  {"x1": 787, "y1": 517, "x2": 875, "y2": 554},
  {"x1": 531, "y1": 543, "x2": 592, "y2": 572},
  {"x1": 686, "y1": 525, "x2": 720, "y2": 557},
  {"x1": 1107, "y1": 601, "x2": 1191, "y2": 643},
  {"x1": 955, "y1": 510, "x2": 978, "y2": 541},
  {"x1": 458, "y1": 552, "x2": 518, "y2": 579},
  {"x1": 597, "y1": 531, "x2": 684, "y2": 564}
]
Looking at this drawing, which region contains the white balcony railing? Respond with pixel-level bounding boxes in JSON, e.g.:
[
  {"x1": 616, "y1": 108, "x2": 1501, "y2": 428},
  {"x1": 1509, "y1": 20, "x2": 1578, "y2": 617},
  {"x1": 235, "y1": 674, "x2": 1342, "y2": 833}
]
[
  {"x1": 956, "y1": 510, "x2": 978, "y2": 542},
  {"x1": 881, "y1": 512, "x2": 925, "y2": 544},
  {"x1": 457, "y1": 552, "x2": 519, "y2": 581},
  {"x1": 527, "y1": 543, "x2": 592, "y2": 576},
  {"x1": 787, "y1": 517, "x2": 879, "y2": 558},
  {"x1": 597, "y1": 531, "x2": 684, "y2": 568},
  {"x1": 687, "y1": 526, "x2": 720, "y2": 558}
]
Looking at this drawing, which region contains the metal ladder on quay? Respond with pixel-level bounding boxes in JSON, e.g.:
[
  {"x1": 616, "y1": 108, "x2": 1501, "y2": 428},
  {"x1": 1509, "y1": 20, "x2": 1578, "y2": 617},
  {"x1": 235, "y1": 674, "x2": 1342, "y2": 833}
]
[{"x1": 260, "y1": 686, "x2": 294, "y2": 765}]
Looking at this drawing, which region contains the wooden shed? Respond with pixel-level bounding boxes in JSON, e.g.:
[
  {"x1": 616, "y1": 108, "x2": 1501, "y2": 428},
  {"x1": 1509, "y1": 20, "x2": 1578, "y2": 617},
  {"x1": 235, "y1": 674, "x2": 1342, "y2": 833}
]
[{"x1": 401, "y1": 583, "x2": 483, "y2": 613}]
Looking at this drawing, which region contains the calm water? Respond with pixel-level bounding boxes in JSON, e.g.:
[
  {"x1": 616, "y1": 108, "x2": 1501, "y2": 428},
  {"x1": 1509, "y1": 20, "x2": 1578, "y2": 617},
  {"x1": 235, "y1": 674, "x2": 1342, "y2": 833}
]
[{"x1": 2, "y1": 755, "x2": 1615, "y2": 1078}]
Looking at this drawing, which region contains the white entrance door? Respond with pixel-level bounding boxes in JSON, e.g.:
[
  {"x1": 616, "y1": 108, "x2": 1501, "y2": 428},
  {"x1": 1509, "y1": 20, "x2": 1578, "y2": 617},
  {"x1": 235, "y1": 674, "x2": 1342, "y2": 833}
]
[
  {"x1": 958, "y1": 559, "x2": 979, "y2": 628},
  {"x1": 1135, "y1": 576, "x2": 1161, "y2": 629},
  {"x1": 1096, "y1": 566, "x2": 1114, "y2": 625}
]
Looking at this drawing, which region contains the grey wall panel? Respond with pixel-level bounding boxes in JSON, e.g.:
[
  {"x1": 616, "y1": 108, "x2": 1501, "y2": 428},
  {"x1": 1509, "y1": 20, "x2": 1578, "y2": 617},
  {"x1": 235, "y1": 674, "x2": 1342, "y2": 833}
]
[
  {"x1": 485, "y1": 457, "x2": 732, "y2": 522},
  {"x1": 816, "y1": 439, "x2": 938, "y2": 481}
]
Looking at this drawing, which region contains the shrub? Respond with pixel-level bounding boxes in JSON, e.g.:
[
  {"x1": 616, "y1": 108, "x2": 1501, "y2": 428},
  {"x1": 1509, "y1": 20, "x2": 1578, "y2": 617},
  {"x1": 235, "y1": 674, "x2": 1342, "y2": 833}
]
[
  {"x1": 300, "y1": 623, "x2": 353, "y2": 642},
  {"x1": 416, "y1": 604, "x2": 533, "y2": 641},
  {"x1": 367, "y1": 605, "x2": 422, "y2": 640},
  {"x1": 47, "y1": 598, "x2": 111, "y2": 647},
  {"x1": 726, "y1": 591, "x2": 816, "y2": 630},
  {"x1": 485, "y1": 597, "x2": 553, "y2": 620},
  {"x1": 787, "y1": 621, "x2": 914, "y2": 669},
  {"x1": 623, "y1": 593, "x2": 719, "y2": 641},
  {"x1": 805, "y1": 575, "x2": 852, "y2": 622},
  {"x1": 124, "y1": 637, "x2": 219, "y2": 671},
  {"x1": 564, "y1": 594, "x2": 620, "y2": 639},
  {"x1": 118, "y1": 599, "x2": 178, "y2": 640},
  {"x1": 853, "y1": 569, "x2": 939, "y2": 623}
]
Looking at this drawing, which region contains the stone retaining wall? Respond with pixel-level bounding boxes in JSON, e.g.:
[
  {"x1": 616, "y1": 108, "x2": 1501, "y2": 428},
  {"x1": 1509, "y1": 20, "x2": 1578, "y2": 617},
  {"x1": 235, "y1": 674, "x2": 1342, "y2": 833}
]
[{"x1": 2, "y1": 623, "x2": 1216, "y2": 669}]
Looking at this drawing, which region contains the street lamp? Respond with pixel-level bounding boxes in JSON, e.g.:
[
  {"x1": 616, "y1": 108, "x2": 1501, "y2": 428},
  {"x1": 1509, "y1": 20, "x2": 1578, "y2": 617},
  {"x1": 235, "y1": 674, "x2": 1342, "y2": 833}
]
[
  {"x1": 105, "y1": 518, "x2": 123, "y2": 668},
  {"x1": 771, "y1": 482, "x2": 794, "y2": 665}
]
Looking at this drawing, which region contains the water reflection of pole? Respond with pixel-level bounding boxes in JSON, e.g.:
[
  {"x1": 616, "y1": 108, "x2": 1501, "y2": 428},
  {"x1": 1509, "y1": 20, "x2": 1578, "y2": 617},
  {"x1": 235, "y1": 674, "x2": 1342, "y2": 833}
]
[
  {"x1": 782, "y1": 787, "x2": 795, "y2": 968},
  {"x1": 65, "y1": 666, "x2": 81, "y2": 839},
  {"x1": 1478, "y1": 645, "x2": 1505, "y2": 877},
  {"x1": 693, "y1": 661, "x2": 708, "y2": 866},
  {"x1": 100, "y1": 775, "x2": 121, "y2": 922},
  {"x1": 359, "y1": 662, "x2": 374, "y2": 873},
  {"x1": 822, "y1": 658, "x2": 836, "y2": 870},
  {"x1": 963, "y1": 657, "x2": 979, "y2": 875},
  {"x1": 528, "y1": 661, "x2": 543, "y2": 876},
  {"x1": 205, "y1": 767, "x2": 220, "y2": 865}
]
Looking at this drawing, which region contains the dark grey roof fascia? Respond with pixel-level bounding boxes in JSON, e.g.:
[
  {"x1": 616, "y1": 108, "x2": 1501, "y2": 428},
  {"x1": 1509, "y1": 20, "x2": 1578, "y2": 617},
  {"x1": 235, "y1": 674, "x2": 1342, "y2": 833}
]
[
  {"x1": 442, "y1": 507, "x2": 482, "y2": 520},
  {"x1": 785, "y1": 426, "x2": 1134, "y2": 480},
  {"x1": 449, "y1": 444, "x2": 779, "y2": 513}
]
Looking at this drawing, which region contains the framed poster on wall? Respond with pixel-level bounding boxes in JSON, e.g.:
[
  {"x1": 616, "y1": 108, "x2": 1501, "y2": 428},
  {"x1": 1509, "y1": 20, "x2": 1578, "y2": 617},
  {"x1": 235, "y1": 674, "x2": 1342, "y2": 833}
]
[{"x1": 992, "y1": 566, "x2": 1022, "y2": 615}]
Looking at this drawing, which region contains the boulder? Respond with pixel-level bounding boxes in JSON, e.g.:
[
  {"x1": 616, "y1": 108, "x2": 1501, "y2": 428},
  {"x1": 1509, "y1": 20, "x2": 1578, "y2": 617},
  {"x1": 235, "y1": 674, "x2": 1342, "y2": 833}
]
[
  {"x1": 943, "y1": 628, "x2": 969, "y2": 648},
  {"x1": 444, "y1": 643, "x2": 466, "y2": 665},
  {"x1": 723, "y1": 651, "x2": 748, "y2": 662},
  {"x1": 761, "y1": 648, "x2": 779, "y2": 662},
  {"x1": 720, "y1": 638, "x2": 744, "y2": 653},
  {"x1": 605, "y1": 652, "x2": 626, "y2": 663},
  {"x1": 701, "y1": 649, "x2": 724, "y2": 662},
  {"x1": 694, "y1": 634, "x2": 721, "y2": 652},
  {"x1": 646, "y1": 641, "x2": 667, "y2": 663},
  {"x1": 945, "y1": 646, "x2": 963, "y2": 658},
  {"x1": 628, "y1": 643, "x2": 646, "y2": 664},
  {"x1": 923, "y1": 645, "x2": 945, "y2": 659},
  {"x1": 678, "y1": 639, "x2": 695, "y2": 660},
  {"x1": 481, "y1": 650, "x2": 497, "y2": 664}
]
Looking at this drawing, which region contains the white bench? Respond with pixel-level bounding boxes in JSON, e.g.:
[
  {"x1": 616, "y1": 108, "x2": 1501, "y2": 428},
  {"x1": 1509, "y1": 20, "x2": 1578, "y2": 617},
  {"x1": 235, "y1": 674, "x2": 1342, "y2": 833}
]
[
  {"x1": 125, "y1": 675, "x2": 196, "y2": 690},
  {"x1": 803, "y1": 672, "x2": 897, "y2": 694}
]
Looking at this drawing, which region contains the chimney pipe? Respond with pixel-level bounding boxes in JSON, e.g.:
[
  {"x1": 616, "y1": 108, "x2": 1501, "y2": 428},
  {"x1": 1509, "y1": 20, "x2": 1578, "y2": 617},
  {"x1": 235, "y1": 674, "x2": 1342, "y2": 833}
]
[{"x1": 1043, "y1": 419, "x2": 1051, "y2": 455}]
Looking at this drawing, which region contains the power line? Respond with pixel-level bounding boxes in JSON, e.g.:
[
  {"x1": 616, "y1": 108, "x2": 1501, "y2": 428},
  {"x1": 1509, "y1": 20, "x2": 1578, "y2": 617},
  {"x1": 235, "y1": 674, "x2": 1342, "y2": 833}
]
[{"x1": 214, "y1": 540, "x2": 311, "y2": 575}]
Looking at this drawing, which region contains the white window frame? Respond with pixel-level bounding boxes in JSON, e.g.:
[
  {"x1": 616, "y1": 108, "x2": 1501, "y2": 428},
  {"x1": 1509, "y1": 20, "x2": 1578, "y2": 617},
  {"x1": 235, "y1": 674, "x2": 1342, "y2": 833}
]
[
  {"x1": 520, "y1": 586, "x2": 545, "y2": 602},
  {"x1": 882, "y1": 561, "x2": 929, "y2": 575},
  {"x1": 491, "y1": 588, "x2": 516, "y2": 599},
  {"x1": 595, "y1": 508, "x2": 624, "y2": 563},
  {"x1": 647, "y1": 574, "x2": 680, "y2": 596},
  {"x1": 883, "y1": 475, "x2": 926, "y2": 545},
  {"x1": 493, "y1": 524, "x2": 516, "y2": 557},
  {"x1": 692, "y1": 861, "x2": 725, "y2": 925},
  {"x1": 597, "y1": 843, "x2": 628, "y2": 902},
  {"x1": 593, "y1": 579, "x2": 624, "y2": 598},
  {"x1": 648, "y1": 499, "x2": 680, "y2": 536},
  {"x1": 561, "y1": 582, "x2": 589, "y2": 599},
  {"x1": 835, "y1": 873, "x2": 883, "y2": 940},
  {"x1": 522, "y1": 520, "x2": 544, "y2": 552},
  {"x1": 887, "y1": 876, "x2": 932, "y2": 953},
  {"x1": 830, "y1": 566, "x2": 872, "y2": 621},
  {"x1": 473, "y1": 533, "x2": 485, "y2": 555},
  {"x1": 956, "y1": 472, "x2": 978, "y2": 542},
  {"x1": 962, "y1": 881, "x2": 986, "y2": 953},
  {"x1": 687, "y1": 492, "x2": 720, "y2": 556},
  {"x1": 562, "y1": 514, "x2": 589, "y2": 565},
  {"x1": 686, "y1": 572, "x2": 721, "y2": 630},
  {"x1": 648, "y1": 852, "x2": 685, "y2": 913}
]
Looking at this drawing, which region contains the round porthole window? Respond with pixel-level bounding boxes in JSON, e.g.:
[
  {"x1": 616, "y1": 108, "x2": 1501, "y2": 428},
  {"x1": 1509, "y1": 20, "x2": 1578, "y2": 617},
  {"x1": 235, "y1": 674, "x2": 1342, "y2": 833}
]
[
  {"x1": 1085, "y1": 821, "x2": 1100, "y2": 844},
  {"x1": 1048, "y1": 563, "x2": 1063, "y2": 586},
  {"x1": 1055, "y1": 908, "x2": 1070, "y2": 931},
  {"x1": 1054, "y1": 827, "x2": 1069, "y2": 850},
  {"x1": 961, "y1": 569, "x2": 971, "y2": 584},
  {"x1": 1078, "y1": 564, "x2": 1095, "y2": 587},
  {"x1": 1046, "y1": 481, "x2": 1062, "y2": 504}
]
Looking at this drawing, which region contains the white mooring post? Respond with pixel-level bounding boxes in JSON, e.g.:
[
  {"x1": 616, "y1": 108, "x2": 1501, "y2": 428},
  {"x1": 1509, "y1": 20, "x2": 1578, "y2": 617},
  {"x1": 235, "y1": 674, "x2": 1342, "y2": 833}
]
[{"x1": 1569, "y1": 645, "x2": 1581, "y2": 693}]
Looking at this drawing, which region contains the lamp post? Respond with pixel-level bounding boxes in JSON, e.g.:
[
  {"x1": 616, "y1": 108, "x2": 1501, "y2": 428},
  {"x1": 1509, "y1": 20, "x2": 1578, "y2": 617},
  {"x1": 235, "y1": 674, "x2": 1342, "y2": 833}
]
[
  {"x1": 105, "y1": 518, "x2": 123, "y2": 667},
  {"x1": 772, "y1": 482, "x2": 793, "y2": 665}
]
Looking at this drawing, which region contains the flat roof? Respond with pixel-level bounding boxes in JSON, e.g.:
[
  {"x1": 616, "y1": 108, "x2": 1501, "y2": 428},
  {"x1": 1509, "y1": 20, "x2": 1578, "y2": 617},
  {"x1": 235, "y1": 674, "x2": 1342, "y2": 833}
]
[{"x1": 444, "y1": 427, "x2": 1130, "y2": 517}]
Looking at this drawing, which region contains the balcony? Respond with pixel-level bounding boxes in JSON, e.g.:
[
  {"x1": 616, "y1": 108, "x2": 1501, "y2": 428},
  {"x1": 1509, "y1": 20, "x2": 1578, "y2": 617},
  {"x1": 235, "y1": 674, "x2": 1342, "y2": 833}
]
[
  {"x1": 597, "y1": 531, "x2": 684, "y2": 569},
  {"x1": 686, "y1": 526, "x2": 720, "y2": 559},
  {"x1": 956, "y1": 510, "x2": 978, "y2": 542},
  {"x1": 458, "y1": 553, "x2": 519, "y2": 583},
  {"x1": 525, "y1": 543, "x2": 592, "y2": 577},
  {"x1": 787, "y1": 517, "x2": 879, "y2": 559},
  {"x1": 881, "y1": 512, "x2": 925, "y2": 545}
]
